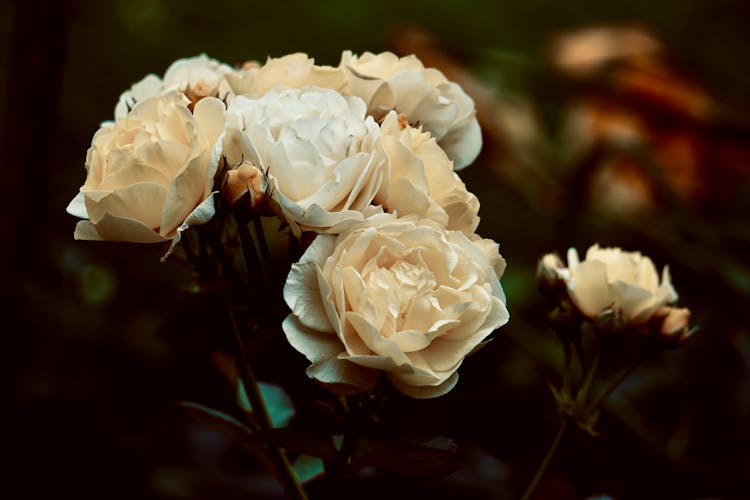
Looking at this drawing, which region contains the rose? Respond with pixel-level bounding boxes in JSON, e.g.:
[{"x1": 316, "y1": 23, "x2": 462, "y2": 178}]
[
  {"x1": 542, "y1": 244, "x2": 678, "y2": 325},
  {"x1": 226, "y1": 53, "x2": 346, "y2": 98},
  {"x1": 223, "y1": 86, "x2": 388, "y2": 236},
  {"x1": 67, "y1": 92, "x2": 225, "y2": 259},
  {"x1": 282, "y1": 212, "x2": 509, "y2": 398},
  {"x1": 115, "y1": 54, "x2": 235, "y2": 119},
  {"x1": 377, "y1": 111, "x2": 480, "y2": 234},
  {"x1": 340, "y1": 50, "x2": 482, "y2": 170}
]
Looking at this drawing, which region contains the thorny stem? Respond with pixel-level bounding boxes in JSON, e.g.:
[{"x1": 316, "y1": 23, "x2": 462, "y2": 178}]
[
  {"x1": 520, "y1": 414, "x2": 568, "y2": 500},
  {"x1": 222, "y1": 291, "x2": 308, "y2": 500},
  {"x1": 205, "y1": 217, "x2": 306, "y2": 500}
]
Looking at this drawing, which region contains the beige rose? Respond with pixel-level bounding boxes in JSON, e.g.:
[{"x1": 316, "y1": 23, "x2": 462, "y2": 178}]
[
  {"x1": 377, "y1": 111, "x2": 480, "y2": 234},
  {"x1": 223, "y1": 86, "x2": 387, "y2": 236},
  {"x1": 545, "y1": 244, "x2": 678, "y2": 325},
  {"x1": 67, "y1": 92, "x2": 225, "y2": 259},
  {"x1": 282, "y1": 212, "x2": 509, "y2": 398},
  {"x1": 340, "y1": 50, "x2": 482, "y2": 170},
  {"x1": 226, "y1": 52, "x2": 346, "y2": 97},
  {"x1": 115, "y1": 54, "x2": 235, "y2": 119}
]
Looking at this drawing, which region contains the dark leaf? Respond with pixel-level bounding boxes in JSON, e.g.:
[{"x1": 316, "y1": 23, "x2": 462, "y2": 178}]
[
  {"x1": 176, "y1": 401, "x2": 253, "y2": 439},
  {"x1": 351, "y1": 434, "x2": 460, "y2": 477}
]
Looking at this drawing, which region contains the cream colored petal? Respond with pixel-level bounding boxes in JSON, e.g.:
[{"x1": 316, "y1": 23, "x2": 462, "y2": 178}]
[
  {"x1": 181, "y1": 192, "x2": 216, "y2": 227},
  {"x1": 342, "y1": 63, "x2": 386, "y2": 108},
  {"x1": 159, "y1": 149, "x2": 208, "y2": 236},
  {"x1": 567, "y1": 247, "x2": 581, "y2": 272},
  {"x1": 284, "y1": 241, "x2": 336, "y2": 333},
  {"x1": 66, "y1": 192, "x2": 88, "y2": 219},
  {"x1": 631, "y1": 277, "x2": 678, "y2": 323},
  {"x1": 570, "y1": 260, "x2": 613, "y2": 318},
  {"x1": 388, "y1": 371, "x2": 459, "y2": 399},
  {"x1": 307, "y1": 356, "x2": 380, "y2": 395},
  {"x1": 346, "y1": 312, "x2": 411, "y2": 365},
  {"x1": 384, "y1": 179, "x2": 447, "y2": 226},
  {"x1": 222, "y1": 127, "x2": 263, "y2": 171},
  {"x1": 115, "y1": 74, "x2": 162, "y2": 120},
  {"x1": 438, "y1": 112, "x2": 482, "y2": 170},
  {"x1": 85, "y1": 182, "x2": 167, "y2": 230},
  {"x1": 282, "y1": 314, "x2": 342, "y2": 363},
  {"x1": 276, "y1": 190, "x2": 366, "y2": 236},
  {"x1": 610, "y1": 280, "x2": 654, "y2": 322},
  {"x1": 192, "y1": 96, "x2": 226, "y2": 147},
  {"x1": 98, "y1": 161, "x2": 172, "y2": 191},
  {"x1": 74, "y1": 214, "x2": 169, "y2": 243},
  {"x1": 283, "y1": 315, "x2": 379, "y2": 393}
]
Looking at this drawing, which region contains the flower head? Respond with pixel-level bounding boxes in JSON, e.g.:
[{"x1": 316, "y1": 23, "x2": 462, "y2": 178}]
[
  {"x1": 377, "y1": 111, "x2": 480, "y2": 234},
  {"x1": 282, "y1": 212, "x2": 509, "y2": 398},
  {"x1": 223, "y1": 86, "x2": 388, "y2": 236},
  {"x1": 68, "y1": 92, "x2": 225, "y2": 259},
  {"x1": 544, "y1": 244, "x2": 678, "y2": 328},
  {"x1": 115, "y1": 54, "x2": 235, "y2": 119},
  {"x1": 340, "y1": 50, "x2": 482, "y2": 170}
]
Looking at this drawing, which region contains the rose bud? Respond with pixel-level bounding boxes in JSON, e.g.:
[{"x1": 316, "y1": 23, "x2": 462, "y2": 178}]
[
  {"x1": 221, "y1": 162, "x2": 270, "y2": 218},
  {"x1": 657, "y1": 306, "x2": 693, "y2": 348},
  {"x1": 537, "y1": 253, "x2": 568, "y2": 294}
]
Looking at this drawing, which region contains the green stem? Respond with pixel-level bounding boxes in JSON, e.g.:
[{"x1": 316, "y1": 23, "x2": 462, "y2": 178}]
[
  {"x1": 223, "y1": 291, "x2": 308, "y2": 500},
  {"x1": 253, "y1": 216, "x2": 272, "y2": 269},
  {"x1": 561, "y1": 340, "x2": 572, "y2": 398},
  {"x1": 576, "y1": 348, "x2": 600, "y2": 406},
  {"x1": 236, "y1": 218, "x2": 265, "y2": 291},
  {"x1": 521, "y1": 415, "x2": 568, "y2": 500}
]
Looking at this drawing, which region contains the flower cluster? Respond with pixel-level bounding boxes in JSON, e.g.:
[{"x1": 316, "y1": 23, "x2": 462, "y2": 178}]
[{"x1": 67, "y1": 53, "x2": 508, "y2": 398}]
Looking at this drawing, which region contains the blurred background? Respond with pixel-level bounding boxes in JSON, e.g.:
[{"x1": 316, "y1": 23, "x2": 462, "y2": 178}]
[{"x1": 4, "y1": 0, "x2": 750, "y2": 498}]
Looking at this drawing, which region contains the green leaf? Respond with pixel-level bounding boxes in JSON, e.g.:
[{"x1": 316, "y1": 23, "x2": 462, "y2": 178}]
[
  {"x1": 237, "y1": 380, "x2": 295, "y2": 428},
  {"x1": 176, "y1": 401, "x2": 253, "y2": 437},
  {"x1": 292, "y1": 454, "x2": 326, "y2": 483}
]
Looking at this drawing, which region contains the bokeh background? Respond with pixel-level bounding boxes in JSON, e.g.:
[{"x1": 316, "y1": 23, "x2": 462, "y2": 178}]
[{"x1": 4, "y1": 0, "x2": 750, "y2": 498}]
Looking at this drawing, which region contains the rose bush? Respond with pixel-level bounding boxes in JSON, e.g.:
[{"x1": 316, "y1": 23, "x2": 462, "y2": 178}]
[
  {"x1": 282, "y1": 212, "x2": 509, "y2": 398},
  {"x1": 67, "y1": 92, "x2": 225, "y2": 258},
  {"x1": 223, "y1": 86, "x2": 388, "y2": 236},
  {"x1": 115, "y1": 54, "x2": 235, "y2": 119},
  {"x1": 543, "y1": 244, "x2": 679, "y2": 325},
  {"x1": 377, "y1": 111, "x2": 480, "y2": 234},
  {"x1": 340, "y1": 50, "x2": 482, "y2": 170}
]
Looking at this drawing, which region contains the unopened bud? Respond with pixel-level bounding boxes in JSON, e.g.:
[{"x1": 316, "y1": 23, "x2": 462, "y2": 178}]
[
  {"x1": 657, "y1": 306, "x2": 693, "y2": 348},
  {"x1": 537, "y1": 253, "x2": 568, "y2": 294},
  {"x1": 184, "y1": 82, "x2": 213, "y2": 111},
  {"x1": 221, "y1": 163, "x2": 270, "y2": 218}
]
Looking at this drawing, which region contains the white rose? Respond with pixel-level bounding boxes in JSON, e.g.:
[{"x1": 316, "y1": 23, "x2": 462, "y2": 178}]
[
  {"x1": 223, "y1": 86, "x2": 388, "y2": 236},
  {"x1": 115, "y1": 54, "x2": 235, "y2": 119},
  {"x1": 282, "y1": 213, "x2": 509, "y2": 398},
  {"x1": 377, "y1": 111, "x2": 480, "y2": 234},
  {"x1": 547, "y1": 244, "x2": 678, "y2": 325},
  {"x1": 340, "y1": 50, "x2": 482, "y2": 170},
  {"x1": 226, "y1": 53, "x2": 346, "y2": 97},
  {"x1": 67, "y1": 92, "x2": 225, "y2": 259}
]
